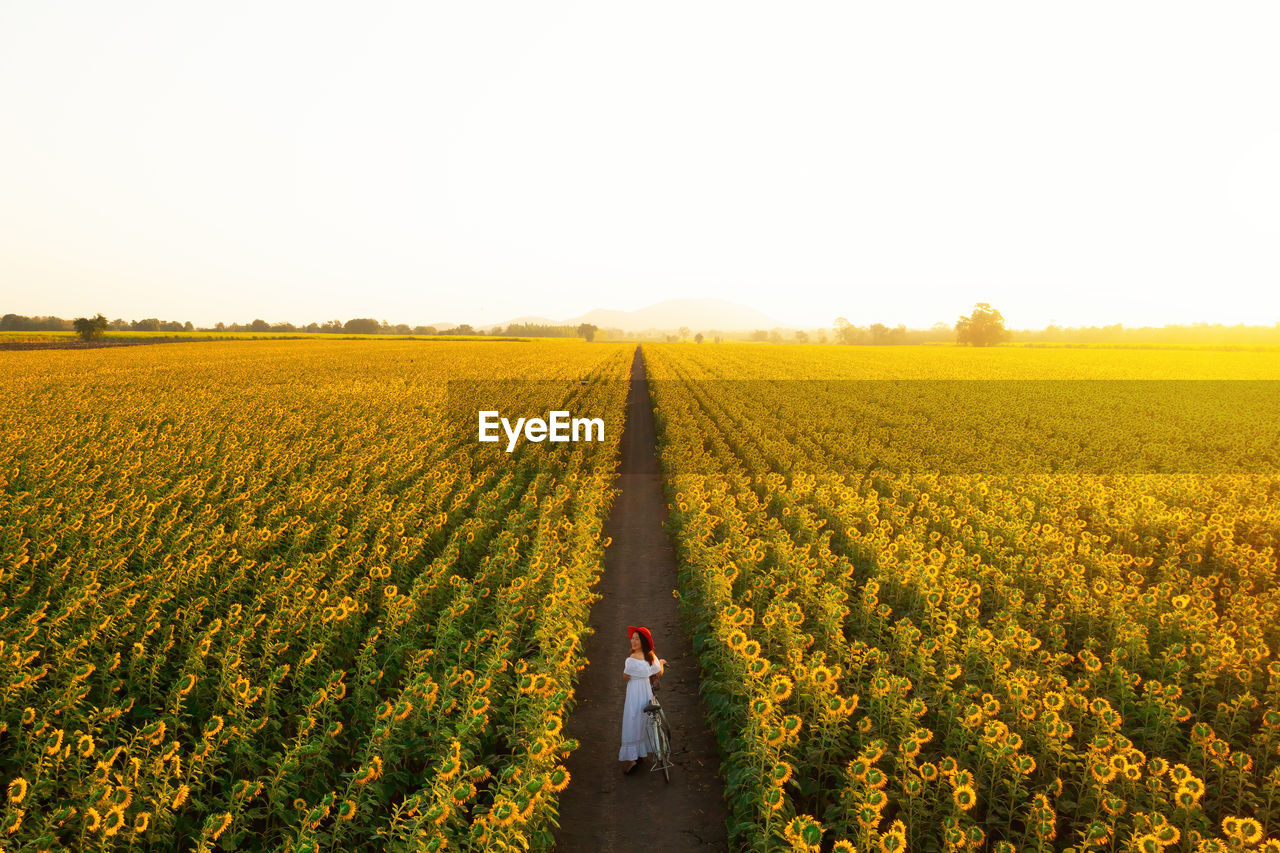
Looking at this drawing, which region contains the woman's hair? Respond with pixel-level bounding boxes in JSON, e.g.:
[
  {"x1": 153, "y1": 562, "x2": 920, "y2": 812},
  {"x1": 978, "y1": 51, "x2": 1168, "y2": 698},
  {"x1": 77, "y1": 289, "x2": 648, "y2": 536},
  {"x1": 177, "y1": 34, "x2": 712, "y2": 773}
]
[{"x1": 632, "y1": 629, "x2": 655, "y2": 664}]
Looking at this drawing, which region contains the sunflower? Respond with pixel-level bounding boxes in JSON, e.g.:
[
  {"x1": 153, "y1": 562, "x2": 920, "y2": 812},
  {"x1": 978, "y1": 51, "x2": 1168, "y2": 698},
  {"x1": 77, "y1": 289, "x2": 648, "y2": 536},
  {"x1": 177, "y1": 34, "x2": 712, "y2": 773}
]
[
  {"x1": 45, "y1": 729, "x2": 63, "y2": 755},
  {"x1": 7, "y1": 778, "x2": 27, "y2": 806},
  {"x1": 762, "y1": 787, "x2": 784, "y2": 811},
  {"x1": 877, "y1": 821, "x2": 906, "y2": 853},
  {"x1": 451, "y1": 781, "x2": 477, "y2": 805},
  {"x1": 1132, "y1": 834, "x2": 1161, "y2": 853},
  {"x1": 952, "y1": 785, "x2": 977, "y2": 811},
  {"x1": 782, "y1": 815, "x2": 824, "y2": 853},
  {"x1": 1179, "y1": 776, "x2": 1205, "y2": 800},
  {"x1": 102, "y1": 808, "x2": 125, "y2": 837},
  {"x1": 1225, "y1": 817, "x2": 1263, "y2": 845},
  {"x1": 1099, "y1": 794, "x2": 1124, "y2": 816},
  {"x1": 208, "y1": 809, "x2": 234, "y2": 835}
]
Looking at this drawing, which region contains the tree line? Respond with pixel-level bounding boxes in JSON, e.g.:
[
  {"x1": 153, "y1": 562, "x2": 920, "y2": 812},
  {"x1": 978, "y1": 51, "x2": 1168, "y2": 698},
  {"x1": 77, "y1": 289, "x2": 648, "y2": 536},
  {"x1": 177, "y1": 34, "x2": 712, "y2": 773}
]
[
  {"x1": 13, "y1": 306, "x2": 1277, "y2": 346},
  {"x1": 2, "y1": 314, "x2": 197, "y2": 333}
]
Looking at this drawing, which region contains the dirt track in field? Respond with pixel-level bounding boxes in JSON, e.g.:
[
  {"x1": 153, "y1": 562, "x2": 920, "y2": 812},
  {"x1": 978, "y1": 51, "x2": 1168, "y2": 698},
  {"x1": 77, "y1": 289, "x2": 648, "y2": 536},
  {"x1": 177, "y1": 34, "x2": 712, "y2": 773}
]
[{"x1": 553, "y1": 346, "x2": 728, "y2": 852}]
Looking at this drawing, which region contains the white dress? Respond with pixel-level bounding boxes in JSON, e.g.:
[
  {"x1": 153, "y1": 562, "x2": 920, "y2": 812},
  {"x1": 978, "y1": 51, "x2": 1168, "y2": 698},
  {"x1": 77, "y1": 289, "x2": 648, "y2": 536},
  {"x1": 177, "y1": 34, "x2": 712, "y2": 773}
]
[{"x1": 619, "y1": 655, "x2": 663, "y2": 761}]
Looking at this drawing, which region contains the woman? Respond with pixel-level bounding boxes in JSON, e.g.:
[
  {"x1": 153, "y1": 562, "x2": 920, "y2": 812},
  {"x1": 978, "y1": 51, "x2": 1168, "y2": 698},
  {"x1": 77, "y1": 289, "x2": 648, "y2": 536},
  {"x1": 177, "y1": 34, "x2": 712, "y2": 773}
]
[{"x1": 620, "y1": 625, "x2": 666, "y2": 774}]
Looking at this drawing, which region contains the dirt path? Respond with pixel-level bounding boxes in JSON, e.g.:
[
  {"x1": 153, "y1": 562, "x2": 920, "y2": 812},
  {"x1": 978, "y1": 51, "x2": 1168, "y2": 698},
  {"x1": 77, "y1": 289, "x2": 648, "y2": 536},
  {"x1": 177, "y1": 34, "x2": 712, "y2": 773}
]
[{"x1": 553, "y1": 346, "x2": 728, "y2": 852}]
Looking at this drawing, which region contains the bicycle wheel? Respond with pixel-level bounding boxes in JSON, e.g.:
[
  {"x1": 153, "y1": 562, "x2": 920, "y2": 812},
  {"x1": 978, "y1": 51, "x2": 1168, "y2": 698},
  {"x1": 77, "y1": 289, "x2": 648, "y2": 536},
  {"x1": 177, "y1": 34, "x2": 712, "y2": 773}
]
[
  {"x1": 644, "y1": 713, "x2": 661, "y2": 761},
  {"x1": 643, "y1": 713, "x2": 670, "y2": 782},
  {"x1": 658, "y1": 708, "x2": 672, "y2": 746},
  {"x1": 655, "y1": 723, "x2": 670, "y2": 783}
]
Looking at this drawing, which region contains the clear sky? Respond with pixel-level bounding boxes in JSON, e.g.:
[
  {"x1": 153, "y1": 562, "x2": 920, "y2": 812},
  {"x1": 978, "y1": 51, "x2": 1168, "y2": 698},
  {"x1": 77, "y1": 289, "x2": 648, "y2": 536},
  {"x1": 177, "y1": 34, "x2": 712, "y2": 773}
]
[{"x1": 2, "y1": 2, "x2": 1277, "y2": 330}]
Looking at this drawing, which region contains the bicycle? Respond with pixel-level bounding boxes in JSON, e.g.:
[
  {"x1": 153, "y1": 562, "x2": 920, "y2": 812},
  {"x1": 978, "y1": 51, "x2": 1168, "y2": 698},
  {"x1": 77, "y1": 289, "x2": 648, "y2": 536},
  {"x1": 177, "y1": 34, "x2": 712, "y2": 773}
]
[{"x1": 643, "y1": 696, "x2": 673, "y2": 782}]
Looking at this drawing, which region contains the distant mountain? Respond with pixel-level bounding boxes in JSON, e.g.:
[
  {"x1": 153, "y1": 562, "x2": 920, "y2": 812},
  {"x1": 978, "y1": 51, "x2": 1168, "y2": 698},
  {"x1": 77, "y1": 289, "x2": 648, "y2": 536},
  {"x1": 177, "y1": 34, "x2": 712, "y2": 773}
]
[
  {"x1": 570, "y1": 298, "x2": 785, "y2": 331},
  {"x1": 485, "y1": 298, "x2": 788, "y2": 333},
  {"x1": 491, "y1": 315, "x2": 562, "y2": 328}
]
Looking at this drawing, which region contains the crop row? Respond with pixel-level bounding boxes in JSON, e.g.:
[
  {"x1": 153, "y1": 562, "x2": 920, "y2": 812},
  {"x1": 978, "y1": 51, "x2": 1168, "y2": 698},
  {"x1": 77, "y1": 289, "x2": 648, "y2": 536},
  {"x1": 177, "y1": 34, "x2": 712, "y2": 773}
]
[
  {"x1": 644, "y1": 343, "x2": 1280, "y2": 853},
  {"x1": 0, "y1": 341, "x2": 631, "y2": 852}
]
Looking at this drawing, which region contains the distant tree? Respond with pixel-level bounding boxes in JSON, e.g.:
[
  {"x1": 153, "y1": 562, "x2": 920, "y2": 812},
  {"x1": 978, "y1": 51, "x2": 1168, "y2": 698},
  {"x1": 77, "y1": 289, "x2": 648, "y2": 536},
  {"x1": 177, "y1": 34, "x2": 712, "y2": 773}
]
[
  {"x1": 131, "y1": 318, "x2": 160, "y2": 332},
  {"x1": 183, "y1": 321, "x2": 194, "y2": 332},
  {"x1": 665, "y1": 334, "x2": 679, "y2": 343},
  {"x1": 304, "y1": 322, "x2": 320, "y2": 333},
  {"x1": 73, "y1": 313, "x2": 109, "y2": 341},
  {"x1": 250, "y1": 319, "x2": 270, "y2": 332},
  {"x1": 794, "y1": 330, "x2": 808, "y2": 343},
  {"x1": 750, "y1": 330, "x2": 769, "y2": 342},
  {"x1": 955, "y1": 302, "x2": 1010, "y2": 347},
  {"x1": 817, "y1": 330, "x2": 828, "y2": 344},
  {"x1": 1, "y1": 314, "x2": 72, "y2": 331},
  {"x1": 714, "y1": 336, "x2": 722, "y2": 344},
  {"x1": 576, "y1": 323, "x2": 598, "y2": 342},
  {"x1": 768, "y1": 330, "x2": 782, "y2": 344},
  {"x1": 453, "y1": 324, "x2": 475, "y2": 336},
  {"x1": 111, "y1": 318, "x2": 129, "y2": 331},
  {"x1": 321, "y1": 319, "x2": 343, "y2": 333},
  {"x1": 834, "y1": 317, "x2": 862, "y2": 345},
  {"x1": 343, "y1": 318, "x2": 381, "y2": 334},
  {"x1": 393, "y1": 323, "x2": 412, "y2": 335},
  {"x1": 678, "y1": 326, "x2": 691, "y2": 340},
  {"x1": 413, "y1": 326, "x2": 437, "y2": 335},
  {"x1": 214, "y1": 322, "x2": 227, "y2": 332},
  {"x1": 694, "y1": 332, "x2": 704, "y2": 344}
]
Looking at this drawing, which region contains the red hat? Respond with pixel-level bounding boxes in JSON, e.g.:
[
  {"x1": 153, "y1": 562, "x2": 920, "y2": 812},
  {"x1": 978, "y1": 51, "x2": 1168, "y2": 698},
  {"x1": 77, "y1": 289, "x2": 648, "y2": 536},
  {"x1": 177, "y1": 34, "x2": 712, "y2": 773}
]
[{"x1": 627, "y1": 626, "x2": 653, "y2": 648}]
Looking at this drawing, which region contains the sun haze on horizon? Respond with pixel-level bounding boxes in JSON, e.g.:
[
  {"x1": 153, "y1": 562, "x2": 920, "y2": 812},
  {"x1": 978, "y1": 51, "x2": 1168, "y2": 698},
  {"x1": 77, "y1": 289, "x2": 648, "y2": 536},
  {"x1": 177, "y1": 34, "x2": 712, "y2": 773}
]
[{"x1": 1, "y1": 2, "x2": 1277, "y2": 330}]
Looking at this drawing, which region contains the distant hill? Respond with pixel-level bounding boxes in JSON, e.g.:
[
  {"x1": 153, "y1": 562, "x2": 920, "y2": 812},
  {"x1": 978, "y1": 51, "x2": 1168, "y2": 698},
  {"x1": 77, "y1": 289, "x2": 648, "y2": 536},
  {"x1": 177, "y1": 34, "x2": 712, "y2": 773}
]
[
  {"x1": 492, "y1": 315, "x2": 562, "y2": 327},
  {"x1": 486, "y1": 298, "x2": 787, "y2": 333}
]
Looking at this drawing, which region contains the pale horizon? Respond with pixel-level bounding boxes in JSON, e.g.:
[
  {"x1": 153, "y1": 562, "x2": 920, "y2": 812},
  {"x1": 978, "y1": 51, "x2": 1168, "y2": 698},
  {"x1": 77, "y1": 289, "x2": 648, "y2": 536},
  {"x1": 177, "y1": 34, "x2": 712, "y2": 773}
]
[{"x1": 3, "y1": 2, "x2": 1278, "y2": 330}]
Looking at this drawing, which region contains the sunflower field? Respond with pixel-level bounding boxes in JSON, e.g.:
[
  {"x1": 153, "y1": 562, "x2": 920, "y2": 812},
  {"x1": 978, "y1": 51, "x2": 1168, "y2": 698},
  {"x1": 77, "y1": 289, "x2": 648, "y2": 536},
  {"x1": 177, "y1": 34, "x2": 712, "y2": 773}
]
[
  {"x1": 0, "y1": 340, "x2": 630, "y2": 852},
  {"x1": 644, "y1": 343, "x2": 1280, "y2": 853}
]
